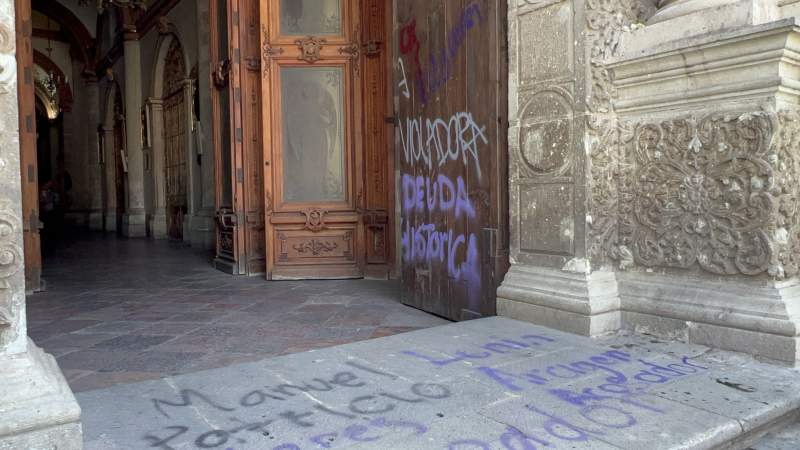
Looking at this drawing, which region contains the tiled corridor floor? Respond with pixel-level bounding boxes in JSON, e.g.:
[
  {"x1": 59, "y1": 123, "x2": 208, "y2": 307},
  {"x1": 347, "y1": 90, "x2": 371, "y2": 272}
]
[{"x1": 26, "y1": 232, "x2": 449, "y2": 392}]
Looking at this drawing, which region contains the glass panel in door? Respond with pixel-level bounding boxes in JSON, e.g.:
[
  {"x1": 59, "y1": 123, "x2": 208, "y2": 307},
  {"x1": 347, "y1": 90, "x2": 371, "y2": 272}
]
[
  {"x1": 280, "y1": 66, "x2": 345, "y2": 203},
  {"x1": 280, "y1": 0, "x2": 342, "y2": 35}
]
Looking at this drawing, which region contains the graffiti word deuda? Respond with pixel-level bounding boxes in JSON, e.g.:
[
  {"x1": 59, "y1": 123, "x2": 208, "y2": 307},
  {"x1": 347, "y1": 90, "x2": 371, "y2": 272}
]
[
  {"x1": 402, "y1": 174, "x2": 475, "y2": 219},
  {"x1": 399, "y1": 111, "x2": 488, "y2": 180}
]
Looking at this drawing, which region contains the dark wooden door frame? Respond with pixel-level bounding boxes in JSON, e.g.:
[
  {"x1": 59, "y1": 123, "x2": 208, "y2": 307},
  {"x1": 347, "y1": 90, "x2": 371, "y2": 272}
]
[{"x1": 15, "y1": 0, "x2": 42, "y2": 293}]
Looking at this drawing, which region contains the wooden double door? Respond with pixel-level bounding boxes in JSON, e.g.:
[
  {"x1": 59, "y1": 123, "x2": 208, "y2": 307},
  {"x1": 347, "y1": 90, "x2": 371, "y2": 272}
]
[{"x1": 213, "y1": 0, "x2": 393, "y2": 280}]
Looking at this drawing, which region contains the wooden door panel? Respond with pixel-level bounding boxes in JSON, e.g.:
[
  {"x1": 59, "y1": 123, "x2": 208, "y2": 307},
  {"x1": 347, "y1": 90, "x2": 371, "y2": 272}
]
[
  {"x1": 261, "y1": 0, "x2": 365, "y2": 279},
  {"x1": 15, "y1": 0, "x2": 41, "y2": 291},
  {"x1": 396, "y1": 0, "x2": 509, "y2": 320}
]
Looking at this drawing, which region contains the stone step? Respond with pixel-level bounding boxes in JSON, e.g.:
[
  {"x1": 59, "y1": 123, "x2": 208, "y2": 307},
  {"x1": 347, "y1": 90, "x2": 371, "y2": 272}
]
[
  {"x1": 75, "y1": 317, "x2": 800, "y2": 449},
  {"x1": 748, "y1": 420, "x2": 800, "y2": 450}
]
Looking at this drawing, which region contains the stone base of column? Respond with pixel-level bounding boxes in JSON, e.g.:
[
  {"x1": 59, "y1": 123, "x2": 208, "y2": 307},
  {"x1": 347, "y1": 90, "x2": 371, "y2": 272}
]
[
  {"x1": 104, "y1": 213, "x2": 117, "y2": 233},
  {"x1": 618, "y1": 272, "x2": 800, "y2": 366},
  {"x1": 88, "y1": 210, "x2": 104, "y2": 231},
  {"x1": 121, "y1": 211, "x2": 147, "y2": 238},
  {"x1": 0, "y1": 341, "x2": 82, "y2": 449},
  {"x1": 188, "y1": 210, "x2": 215, "y2": 250},
  {"x1": 497, "y1": 265, "x2": 621, "y2": 337},
  {"x1": 150, "y1": 211, "x2": 168, "y2": 240}
]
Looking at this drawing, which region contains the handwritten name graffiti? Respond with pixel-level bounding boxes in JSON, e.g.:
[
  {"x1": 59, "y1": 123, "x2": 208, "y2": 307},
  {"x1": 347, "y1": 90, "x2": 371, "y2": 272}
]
[
  {"x1": 436, "y1": 346, "x2": 710, "y2": 449},
  {"x1": 142, "y1": 361, "x2": 449, "y2": 450},
  {"x1": 398, "y1": 112, "x2": 488, "y2": 180},
  {"x1": 402, "y1": 333, "x2": 557, "y2": 367},
  {"x1": 399, "y1": 3, "x2": 484, "y2": 103}
]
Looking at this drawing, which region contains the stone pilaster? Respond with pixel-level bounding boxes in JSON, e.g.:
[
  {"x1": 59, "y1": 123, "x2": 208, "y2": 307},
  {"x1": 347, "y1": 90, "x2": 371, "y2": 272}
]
[
  {"x1": 122, "y1": 37, "x2": 147, "y2": 238},
  {"x1": 498, "y1": 0, "x2": 643, "y2": 337},
  {"x1": 86, "y1": 78, "x2": 104, "y2": 231},
  {"x1": 102, "y1": 125, "x2": 118, "y2": 232},
  {"x1": 0, "y1": 1, "x2": 82, "y2": 447},
  {"x1": 194, "y1": 0, "x2": 216, "y2": 250},
  {"x1": 147, "y1": 98, "x2": 167, "y2": 239}
]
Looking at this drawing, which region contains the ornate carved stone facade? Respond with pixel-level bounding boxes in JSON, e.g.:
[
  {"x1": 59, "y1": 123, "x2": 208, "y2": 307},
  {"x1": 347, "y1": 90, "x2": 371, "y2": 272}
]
[
  {"x1": 584, "y1": 0, "x2": 646, "y2": 270},
  {"x1": 590, "y1": 110, "x2": 800, "y2": 279}
]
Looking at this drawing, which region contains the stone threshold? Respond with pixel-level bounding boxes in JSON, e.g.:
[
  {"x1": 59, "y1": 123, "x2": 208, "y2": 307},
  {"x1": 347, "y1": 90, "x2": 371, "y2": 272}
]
[{"x1": 76, "y1": 317, "x2": 800, "y2": 449}]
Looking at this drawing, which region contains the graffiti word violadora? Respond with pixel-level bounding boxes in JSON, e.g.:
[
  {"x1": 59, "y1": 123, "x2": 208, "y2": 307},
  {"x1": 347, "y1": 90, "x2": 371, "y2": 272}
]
[
  {"x1": 402, "y1": 334, "x2": 557, "y2": 367},
  {"x1": 401, "y1": 221, "x2": 479, "y2": 283},
  {"x1": 402, "y1": 174, "x2": 475, "y2": 219},
  {"x1": 399, "y1": 111, "x2": 487, "y2": 179}
]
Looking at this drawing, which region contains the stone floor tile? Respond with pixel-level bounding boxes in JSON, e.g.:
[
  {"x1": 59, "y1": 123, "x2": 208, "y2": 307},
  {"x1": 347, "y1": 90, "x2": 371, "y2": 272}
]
[
  {"x1": 31, "y1": 231, "x2": 445, "y2": 391},
  {"x1": 69, "y1": 371, "x2": 164, "y2": 393},
  {"x1": 92, "y1": 334, "x2": 175, "y2": 352},
  {"x1": 76, "y1": 320, "x2": 151, "y2": 335}
]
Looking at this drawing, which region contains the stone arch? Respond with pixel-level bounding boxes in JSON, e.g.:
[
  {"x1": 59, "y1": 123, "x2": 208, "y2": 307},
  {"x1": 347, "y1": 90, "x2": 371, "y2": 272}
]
[
  {"x1": 32, "y1": 50, "x2": 73, "y2": 114},
  {"x1": 149, "y1": 30, "x2": 193, "y2": 240},
  {"x1": 31, "y1": 0, "x2": 94, "y2": 76},
  {"x1": 151, "y1": 31, "x2": 191, "y2": 99}
]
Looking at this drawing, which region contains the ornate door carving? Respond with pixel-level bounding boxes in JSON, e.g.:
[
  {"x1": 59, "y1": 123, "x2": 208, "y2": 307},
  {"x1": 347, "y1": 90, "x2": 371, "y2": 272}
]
[{"x1": 261, "y1": 0, "x2": 388, "y2": 279}]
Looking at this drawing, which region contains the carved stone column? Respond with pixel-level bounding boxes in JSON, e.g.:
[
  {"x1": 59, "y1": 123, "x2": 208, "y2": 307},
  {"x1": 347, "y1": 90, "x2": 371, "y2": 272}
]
[
  {"x1": 122, "y1": 33, "x2": 147, "y2": 237},
  {"x1": 86, "y1": 77, "x2": 104, "y2": 231},
  {"x1": 0, "y1": 1, "x2": 82, "y2": 447}
]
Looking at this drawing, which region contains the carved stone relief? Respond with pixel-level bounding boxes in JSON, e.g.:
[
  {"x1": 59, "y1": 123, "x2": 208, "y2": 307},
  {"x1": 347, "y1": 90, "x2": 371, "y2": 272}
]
[
  {"x1": 0, "y1": 8, "x2": 13, "y2": 95},
  {"x1": 0, "y1": 5, "x2": 23, "y2": 352},
  {"x1": 518, "y1": 90, "x2": 574, "y2": 177},
  {"x1": 589, "y1": 109, "x2": 800, "y2": 279}
]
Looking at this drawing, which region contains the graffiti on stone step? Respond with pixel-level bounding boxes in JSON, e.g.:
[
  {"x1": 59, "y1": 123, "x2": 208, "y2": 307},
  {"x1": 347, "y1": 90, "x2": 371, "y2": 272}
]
[
  {"x1": 427, "y1": 345, "x2": 710, "y2": 449},
  {"x1": 143, "y1": 360, "x2": 448, "y2": 449},
  {"x1": 401, "y1": 333, "x2": 556, "y2": 366},
  {"x1": 140, "y1": 331, "x2": 711, "y2": 450}
]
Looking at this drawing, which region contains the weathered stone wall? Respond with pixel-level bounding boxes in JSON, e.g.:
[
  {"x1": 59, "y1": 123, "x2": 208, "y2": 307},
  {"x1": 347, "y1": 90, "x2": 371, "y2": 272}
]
[{"x1": 502, "y1": 0, "x2": 800, "y2": 364}]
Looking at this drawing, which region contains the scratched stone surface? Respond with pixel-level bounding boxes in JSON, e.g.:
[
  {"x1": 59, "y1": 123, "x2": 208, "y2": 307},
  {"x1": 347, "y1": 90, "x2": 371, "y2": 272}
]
[{"x1": 77, "y1": 317, "x2": 800, "y2": 450}]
